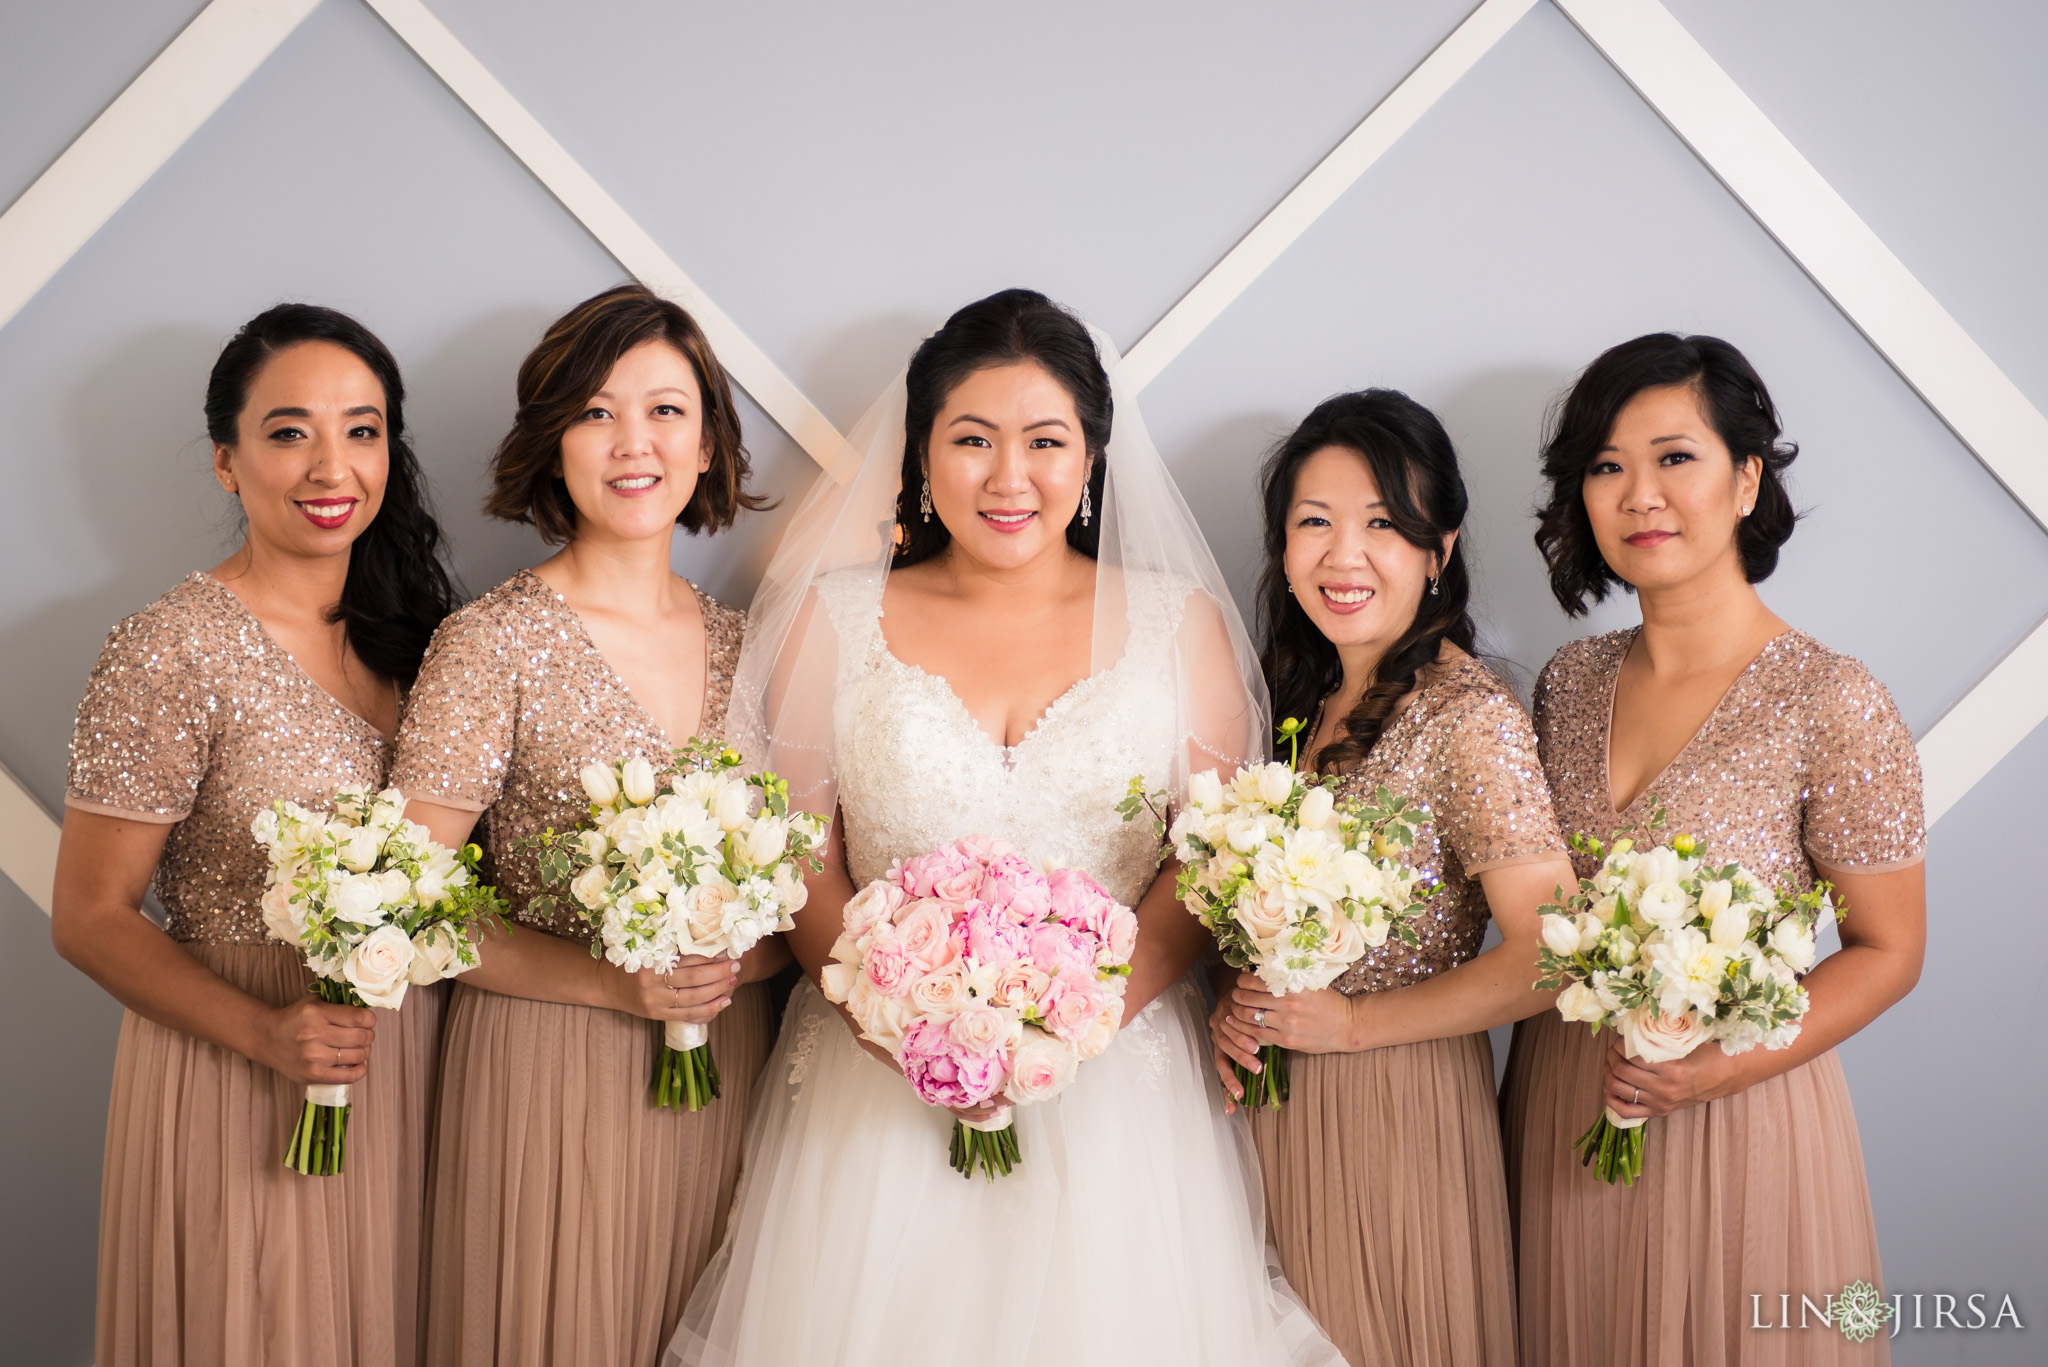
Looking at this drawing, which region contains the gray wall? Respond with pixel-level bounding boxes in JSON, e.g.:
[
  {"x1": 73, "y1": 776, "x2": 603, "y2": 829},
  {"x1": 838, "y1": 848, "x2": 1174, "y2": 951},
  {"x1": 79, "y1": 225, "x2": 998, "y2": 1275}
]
[{"x1": 2, "y1": 1, "x2": 2041, "y2": 1360}]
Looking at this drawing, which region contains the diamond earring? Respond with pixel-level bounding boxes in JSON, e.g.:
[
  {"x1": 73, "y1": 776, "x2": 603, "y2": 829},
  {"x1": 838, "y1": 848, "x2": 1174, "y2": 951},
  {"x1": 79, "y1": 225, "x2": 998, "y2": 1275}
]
[
  {"x1": 919, "y1": 478, "x2": 932, "y2": 523},
  {"x1": 1429, "y1": 575, "x2": 1440, "y2": 597},
  {"x1": 1080, "y1": 484, "x2": 1092, "y2": 527}
]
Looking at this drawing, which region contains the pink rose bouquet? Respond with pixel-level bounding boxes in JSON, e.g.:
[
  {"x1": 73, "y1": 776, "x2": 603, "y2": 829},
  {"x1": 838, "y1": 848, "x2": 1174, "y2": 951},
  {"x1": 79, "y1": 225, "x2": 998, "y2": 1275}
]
[{"x1": 821, "y1": 836, "x2": 1136, "y2": 1179}]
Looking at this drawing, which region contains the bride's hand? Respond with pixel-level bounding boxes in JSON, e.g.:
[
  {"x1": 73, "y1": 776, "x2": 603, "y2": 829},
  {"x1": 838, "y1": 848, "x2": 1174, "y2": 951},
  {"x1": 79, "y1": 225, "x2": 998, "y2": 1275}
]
[
  {"x1": 609, "y1": 954, "x2": 739, "y2": 1023},
  {"x1": 948, "y1": 1097, "x2": 1007, "y2": 1123}
]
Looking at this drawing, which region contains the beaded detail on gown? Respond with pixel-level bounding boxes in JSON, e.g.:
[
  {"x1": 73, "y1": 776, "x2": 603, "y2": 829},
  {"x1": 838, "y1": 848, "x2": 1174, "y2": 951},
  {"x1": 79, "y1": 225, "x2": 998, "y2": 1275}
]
[
  {"x1": 1501, "y1": 627, "x2": 1925, "y2": 1367},
  {"x1": 669, "y1": 569, "x2": 1341, "y2": 1367},
  {"x1": 1249, "y1": 653, "x2": 1567, "y2": 1366},
  {"x1": 390, "y1": 569, "x2": 767, "y2": 1367},
  {"x1": 67, "y1": 571, "x2": 442, "y2": 1367}
]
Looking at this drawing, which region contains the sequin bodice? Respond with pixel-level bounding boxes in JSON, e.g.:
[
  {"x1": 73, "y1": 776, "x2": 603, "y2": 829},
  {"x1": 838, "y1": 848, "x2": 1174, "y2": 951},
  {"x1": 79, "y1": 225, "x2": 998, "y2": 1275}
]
[
  {"x1": 1535, "y1": 628, "x2": 1925, "y2": 888},
  {"x1": 65, "y1": 573, "x2": 392, "y2": 944},
  {"x1": 821, "y1": 569, "x2": 1181, "y2": 909},
  {"x1": 389, "y1": 570, "x2": 744, "y2": 940},
  {"x1": 1323, "y1": 655, "x2": 1568, "y2": 996}
]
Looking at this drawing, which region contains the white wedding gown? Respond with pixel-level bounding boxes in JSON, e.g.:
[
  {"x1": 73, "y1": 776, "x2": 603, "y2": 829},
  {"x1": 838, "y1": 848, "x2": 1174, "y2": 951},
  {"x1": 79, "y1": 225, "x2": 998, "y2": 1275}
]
[{"x1": 668, "y1": 572, "x2": 1340, "y2": 1367}]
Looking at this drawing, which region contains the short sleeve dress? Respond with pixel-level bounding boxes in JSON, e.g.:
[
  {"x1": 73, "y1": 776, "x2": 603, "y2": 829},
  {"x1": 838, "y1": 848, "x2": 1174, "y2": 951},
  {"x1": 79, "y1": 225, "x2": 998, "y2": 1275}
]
[
  {"x1": 1500, "y1": 628, "x2": 1925, "y2": 1367},
  {"x1": 388, "y1": 569, "x2": 767, "y2": 1367},
  {"x1": 1248, "y1": 653, "x2": 1567, "y2": 1367},
  {"x1": 67, "y1": 571, "x2": 445, "y2": 1367}
]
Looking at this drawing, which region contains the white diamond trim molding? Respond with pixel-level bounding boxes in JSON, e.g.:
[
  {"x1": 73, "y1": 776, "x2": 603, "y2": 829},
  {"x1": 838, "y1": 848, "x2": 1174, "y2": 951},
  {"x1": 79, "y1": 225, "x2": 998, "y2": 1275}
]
[{"x1": 0, "y1": 0, "x2": 2037, "y2": 911}]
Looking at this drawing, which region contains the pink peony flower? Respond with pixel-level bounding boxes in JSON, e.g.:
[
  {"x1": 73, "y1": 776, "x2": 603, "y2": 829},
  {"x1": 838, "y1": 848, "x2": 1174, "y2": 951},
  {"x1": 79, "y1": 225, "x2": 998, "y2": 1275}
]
[
  {"x1": 1038, "y1": 969, "x2": 1104, "y2": 1044},
  {"x1": 982, "y1": 853, "x2": 1053, "y2": 921},
  {"x1": 1030, "y1": 922, "x2": 1098, "y2": 977},
  {"x1": 899, "y1": 1018, "x2": 1003, "y2": 1109},
  {"x1": 963, "y1": 905, "x2": 1033, "y2": 967},
  {"x1": 893, "y1": 899, "x2": 961, "y2": 974},
  {"x1": 897, "y1": 845, "x2": 983, "y2": 901},
  {"x1": 1046, "y1": 867, "x2": 1117, "y2": 933},
  {"x1": 955, "y1": 833, "x2": 1014, "y2": 866}
]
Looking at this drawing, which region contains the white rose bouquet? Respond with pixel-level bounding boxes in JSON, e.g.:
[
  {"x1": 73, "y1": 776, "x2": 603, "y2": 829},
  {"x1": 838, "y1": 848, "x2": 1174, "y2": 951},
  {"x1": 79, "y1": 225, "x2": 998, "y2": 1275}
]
[
  {"x1": 1533, "y1": 806, "x2": 1834, "y2": 1184},
  {"x1": 525, "y1": 739, "x2": 827, "y2": 1111},
  {"x1": 252, "y1": 784, "x2": 507, "y2": 1175},
  {"x1": 1122, "y1": 730, "x2": 1434, "y2": 1112}
]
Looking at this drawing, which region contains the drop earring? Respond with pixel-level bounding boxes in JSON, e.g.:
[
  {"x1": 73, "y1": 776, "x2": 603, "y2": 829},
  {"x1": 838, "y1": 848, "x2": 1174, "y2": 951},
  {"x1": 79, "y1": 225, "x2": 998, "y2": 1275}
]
[
  {"x1": 1429, "y1": 574, "x2": 1440, "y2": 597},
  {"x1": 919, "y1": 478, "x2": 932, "y2": 523},
  {"x1": 1080, "y1": 484, "x2": 1092, "y2": 527}
]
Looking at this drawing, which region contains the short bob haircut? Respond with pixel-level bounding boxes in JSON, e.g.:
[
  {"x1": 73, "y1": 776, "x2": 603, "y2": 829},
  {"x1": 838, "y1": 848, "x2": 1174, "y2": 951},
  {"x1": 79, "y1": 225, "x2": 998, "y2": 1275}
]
[
  {"x1": 1533, "y1": 332, "x2": 1799, "y2": 616},
  {"x1": 485, "y1": 283, "x2": 767, "y2": 542}
]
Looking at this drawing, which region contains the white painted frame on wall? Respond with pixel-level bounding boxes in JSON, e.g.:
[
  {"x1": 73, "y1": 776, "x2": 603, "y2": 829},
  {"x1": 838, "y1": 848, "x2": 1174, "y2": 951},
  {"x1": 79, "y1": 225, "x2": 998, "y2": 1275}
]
[{"x1": 0, "y1": 0, "x2": 2038, "y2": 912}]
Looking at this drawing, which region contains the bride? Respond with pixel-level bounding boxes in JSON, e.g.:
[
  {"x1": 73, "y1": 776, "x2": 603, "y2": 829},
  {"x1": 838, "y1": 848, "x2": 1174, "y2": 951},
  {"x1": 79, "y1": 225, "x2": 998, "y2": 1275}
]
[{"x1": 668, "y1": 290, "x2": 1339, "y2": 1365}]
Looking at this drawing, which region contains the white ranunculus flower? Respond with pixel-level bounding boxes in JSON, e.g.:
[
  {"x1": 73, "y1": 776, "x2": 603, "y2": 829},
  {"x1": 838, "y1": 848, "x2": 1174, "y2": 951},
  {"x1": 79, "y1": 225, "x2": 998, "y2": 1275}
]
[
  {"x1": 1557, "y1": 980, "x2": 1605, "y2": 1023},
  {"x1": 1768, "y1": 916, "x2": 1817, "y2": 972},
  {"x1": 620, "y1": 757, "x2": 659, "y2": 805},
  {"x1": 408, "y1": 923, "x2": 465, "y2": 983},
  {"x1": 1225, "y1": 817, "x2": 1270, "y2": 856},
  {"x1": 1631, "y1": 845, "x2": 1681, "y2": 890},
  {"x1": 1636, "y1": 880, "x2": 1692, "y2": 930},
  {"x1": 579, "y1": 762, "x2": 620, "y2": 806},
  {"x1": 343, "y1": 923, "x2": 415, "y2": 1009},
  {"x1": 373, "y1": 867, "x2": 415, "y2": 908},
  {"x1": 570, "y1": 864, "x2": 611, "y2": 910},
  {"x1": 1187, "y1": 768, "x2": 1225, "y2": 812},
  {"x1": 331, "y1": 872, "x2": 388, "y2": 925}
]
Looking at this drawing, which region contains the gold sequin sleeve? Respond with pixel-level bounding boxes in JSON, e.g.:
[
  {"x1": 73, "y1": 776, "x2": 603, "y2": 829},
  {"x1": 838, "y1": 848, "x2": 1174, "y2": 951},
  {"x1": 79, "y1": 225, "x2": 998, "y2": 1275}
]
[
  {"x1": 388, "y1": 600, "x2": 517, "y2": 813},
  {"x1": 1432, "y1": 685, "x2": 1568, "y2": 877},
  {"x1": 1802, "y1": 653, "x2": 1926, "y2": 872},
  {"x1": 66, "y1": 606, "x2": 214, "y2": 822}
]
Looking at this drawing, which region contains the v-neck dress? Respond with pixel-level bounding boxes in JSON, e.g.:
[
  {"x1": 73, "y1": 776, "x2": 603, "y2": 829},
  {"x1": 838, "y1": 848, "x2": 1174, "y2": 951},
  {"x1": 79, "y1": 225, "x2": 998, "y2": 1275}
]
[
  {"x1": 388, "y1": 569, "x2": 761, "y2": 1367},
  {"x1": 1500, "y1": 628, "x2": 1924, "y2": 1367},
  {"x1": 66, "y1": 570, "x2": 444, "y2": 1367},
  {"x1": 1248, "y1": 654, "x2": 1567, "y2": 1367}
]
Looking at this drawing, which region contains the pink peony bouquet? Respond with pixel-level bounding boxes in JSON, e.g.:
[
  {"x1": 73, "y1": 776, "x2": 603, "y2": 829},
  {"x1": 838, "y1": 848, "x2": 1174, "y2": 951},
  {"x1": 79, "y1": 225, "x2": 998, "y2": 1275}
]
[{"x1": 821, "y1": 836, "x2": 1136, "y2": 1180}]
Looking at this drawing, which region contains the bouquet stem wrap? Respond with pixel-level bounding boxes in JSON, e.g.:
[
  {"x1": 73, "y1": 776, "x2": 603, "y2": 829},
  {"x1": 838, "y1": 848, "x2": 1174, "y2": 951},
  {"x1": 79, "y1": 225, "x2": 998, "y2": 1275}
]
[
  {"x1": 283, "y1": 979, "x2": 359, "y2": 1176},
  {"x1": 656, "y1": 1019, "x2": 721, "y2": 1112},
  {"x1": 950, "y1": 1106, "x2": 1018, "y2": 1181}
]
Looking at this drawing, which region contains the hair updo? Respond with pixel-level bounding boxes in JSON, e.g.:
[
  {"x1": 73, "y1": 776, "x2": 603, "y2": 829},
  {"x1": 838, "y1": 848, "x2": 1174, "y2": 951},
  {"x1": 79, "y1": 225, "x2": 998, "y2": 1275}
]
[
  {"x1": 204, "y1": 302, "x2": 459, "y2": 684},
  {"x1": 1256, "y1": 389, "x2": 1476, "y2": 772},
  {"x1": 1533, "y1": 332, "x2": 1799, "y2": 616},
  {"x1": 892, "y1": 288, "x2": 1111, "y2": 567}
]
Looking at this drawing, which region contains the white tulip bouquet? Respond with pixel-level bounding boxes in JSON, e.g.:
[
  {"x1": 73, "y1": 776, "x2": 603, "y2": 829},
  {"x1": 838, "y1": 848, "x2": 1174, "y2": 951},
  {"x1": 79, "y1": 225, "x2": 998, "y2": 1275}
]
[
  {"x1": 252, "y1": 784, "x2": 507, "y2": 1175},
  {"x1": 1123, "y1": 726, "x2": 1434, "y2": 1111},
  {"x1": 526, "y1": 740, "x2": 828, "y2": 1110},
  {"x1": 1533, "y1": 807, "x2": 1834, "y2": 1184}
]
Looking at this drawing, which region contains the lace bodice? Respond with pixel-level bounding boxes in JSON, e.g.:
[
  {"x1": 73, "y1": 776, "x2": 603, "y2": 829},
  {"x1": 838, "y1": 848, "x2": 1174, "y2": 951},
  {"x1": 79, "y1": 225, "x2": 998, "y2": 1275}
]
[{"x1": 820, "y1": 569, "x2": 1184, "y2": 907}]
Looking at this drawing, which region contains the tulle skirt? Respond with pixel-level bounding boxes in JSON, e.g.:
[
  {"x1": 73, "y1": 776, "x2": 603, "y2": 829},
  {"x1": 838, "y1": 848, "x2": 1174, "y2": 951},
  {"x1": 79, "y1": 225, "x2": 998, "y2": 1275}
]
[
  {"x1": 667, "y1": 975, "x2": 1341, "y2": 1367},
  {"x1": 1502, "y1": 1010, "x2": 1888, "y2": 1366},
  {"x1": 95, "y1": 941, "x2": 445, "y2": 1367},
  {"x1": 421, "y1": 979, "x2": 773, "y2": 1367},
  {"x1": 1248, "y1": 1031, "x2": 1518, "y2": 1366}
]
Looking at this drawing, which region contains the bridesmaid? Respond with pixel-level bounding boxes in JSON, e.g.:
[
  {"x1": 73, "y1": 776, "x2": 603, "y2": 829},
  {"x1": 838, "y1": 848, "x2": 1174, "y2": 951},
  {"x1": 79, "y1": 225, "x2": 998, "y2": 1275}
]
[
  {"x1": 1208, "y1": 390, "x2": 1574, "y2": 1366},
  {"x1": 52, "y1": 304, "x2": 461, "y2": 1366},
  {"x1": 391, "y1": 284, "x2": 781, "y2": 1367},
  {"x1": 1500, "y1": 334, "x2": 1926, "y2": 1366}
]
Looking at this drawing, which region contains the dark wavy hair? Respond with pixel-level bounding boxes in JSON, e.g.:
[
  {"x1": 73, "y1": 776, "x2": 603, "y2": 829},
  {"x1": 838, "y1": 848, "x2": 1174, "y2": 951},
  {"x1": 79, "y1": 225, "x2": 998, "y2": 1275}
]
[
  {"x1": 485, "y1": 284, "x2": 769, "y2": 543},
  {"x1": 1534, "y1": 332, "x2": 1799, "y2": 616},
  {"x1": 892, "y1": 289, "x2": 1111, "y2": 568},
  {"x1": 1257, "y1": 390, "x2": 1476, "y2": 773},
  {"x1": 205, "y1": 303, "x2": 459, "y2": 684}
]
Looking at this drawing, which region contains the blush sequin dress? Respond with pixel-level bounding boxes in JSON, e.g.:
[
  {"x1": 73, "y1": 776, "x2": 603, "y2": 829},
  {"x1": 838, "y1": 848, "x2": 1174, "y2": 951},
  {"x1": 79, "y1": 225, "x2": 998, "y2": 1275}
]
[
  {"x1": 388, "y1": 569, "x2": 766, "y2": 1367},
  {"x1": 66, "y1": 571, "x2": 445, "y2": 1367},
  {"x1": 1500, "y1": 628, "x2": 1925, "y2": 1367},
  {"x1": 1247, "y1": 654, "x2": 1567, "y2": 1367}
]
